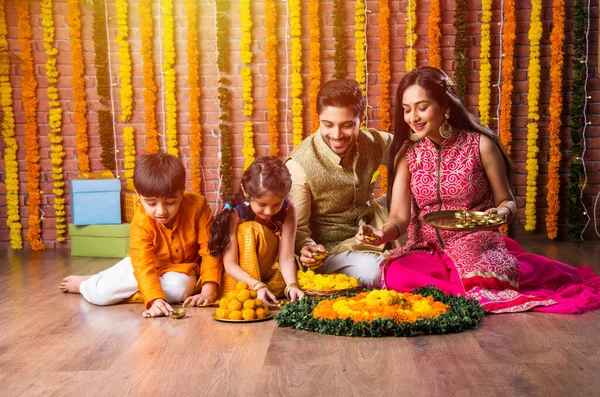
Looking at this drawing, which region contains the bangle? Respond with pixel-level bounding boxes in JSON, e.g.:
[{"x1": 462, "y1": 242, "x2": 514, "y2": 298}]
[
  {"x1": 383, "y1": 221, "x2": 401, "y2": 240},
  {"x1": 284, "y1": 283, "x2": 299, "y2": 299},
  {"x1": 251, "y1": 281, "x2": 267, "y2": 291},
  {"x1": 498, "y1": 205, "x2": 514, "y2": 219}
]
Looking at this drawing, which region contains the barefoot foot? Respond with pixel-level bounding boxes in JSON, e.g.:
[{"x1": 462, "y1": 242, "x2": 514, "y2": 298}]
[{"x1": 59, "y1": 275, "x2": 93, "y2": 294}]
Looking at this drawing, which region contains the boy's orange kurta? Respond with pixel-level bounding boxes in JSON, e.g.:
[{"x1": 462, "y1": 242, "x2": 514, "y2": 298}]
[{"x1": 129, "y1": 192, "x2": 222, "y2": 307}]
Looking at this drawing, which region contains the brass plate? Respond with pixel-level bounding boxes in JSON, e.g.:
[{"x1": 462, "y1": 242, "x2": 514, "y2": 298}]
[
  {"x1": 170, "y1": 309, "x2": 187, "y2": 319},
  {"x1": 423, "y1": 210, "x2": 507, "y2": 231},
  {"x1": 211, "y1": 313, "x2": 274, "y2": 323}
]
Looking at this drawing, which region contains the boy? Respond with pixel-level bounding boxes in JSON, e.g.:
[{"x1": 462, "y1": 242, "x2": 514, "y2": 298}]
[{"x1": 60, "y1": 152, "x2": 222, "y2": 318}]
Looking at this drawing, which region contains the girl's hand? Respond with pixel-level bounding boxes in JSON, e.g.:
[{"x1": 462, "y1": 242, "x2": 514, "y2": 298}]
[
  {"x1": 142, "y1": 298, "x2": 173, "y2": 318},
  {"x1": 257, "y1": 287, "x2": 279, "y2": 308},
  {"x1": 357, "y1": 225, "x2": 384, "y2": 245},
  {"x1": 287, "y1": 287, "x2": 305, "y2": 302}
]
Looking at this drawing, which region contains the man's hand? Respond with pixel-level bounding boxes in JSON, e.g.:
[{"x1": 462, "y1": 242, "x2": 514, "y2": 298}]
[
  {"x1": 142, "y1": 298, "x2": 173, "y2": 318},
  {"x1": 299, "y1": 244, "x2": 328, "y2": 269}
]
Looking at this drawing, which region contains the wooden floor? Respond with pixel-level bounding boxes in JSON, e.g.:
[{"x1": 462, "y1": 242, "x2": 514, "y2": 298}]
[{"x1": 1, "y1": 240, "x2": 600, "y2": 397}]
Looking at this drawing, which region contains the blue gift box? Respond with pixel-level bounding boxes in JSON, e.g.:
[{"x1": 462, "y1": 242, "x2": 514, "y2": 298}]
[{"x1": 70, "y1": 179, "x2": 121, "y2": 225}]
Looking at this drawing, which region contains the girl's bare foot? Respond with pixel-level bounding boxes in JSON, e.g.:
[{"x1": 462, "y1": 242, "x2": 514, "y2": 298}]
[{"x1": 59, "y1": 275, "x2": 93, "y2": 294}]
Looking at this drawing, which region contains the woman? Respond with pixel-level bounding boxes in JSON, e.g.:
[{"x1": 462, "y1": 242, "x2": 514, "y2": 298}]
[{"x1": 358, "y1": 66, "x2": 600, "y2": 313}]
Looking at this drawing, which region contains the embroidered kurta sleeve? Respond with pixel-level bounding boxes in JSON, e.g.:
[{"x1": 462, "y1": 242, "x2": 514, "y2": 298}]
[
  {"x1": 129, "y1": 223, "x2": 166, "y2": 308},
  {"x1": 286, "y1": 159, "x2": 316, "y2": 254},
  {"x1": 195, "y1": 199, "x2": 222, "y2": 286}
]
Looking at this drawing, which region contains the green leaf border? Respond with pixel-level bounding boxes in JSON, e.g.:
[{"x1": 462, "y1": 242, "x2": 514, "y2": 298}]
[{"x1": 275, "y1": 286, "x2": 484, "y2": 337}]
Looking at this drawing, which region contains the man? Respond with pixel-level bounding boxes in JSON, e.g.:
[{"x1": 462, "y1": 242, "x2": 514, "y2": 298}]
[{"x1": 286, "y1": 79, "x2": 394, "y2": 287}]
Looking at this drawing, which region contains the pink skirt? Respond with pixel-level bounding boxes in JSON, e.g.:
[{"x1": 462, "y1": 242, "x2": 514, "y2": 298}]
[{"x1": 383, "y1": 237, "x2": 600, "y2": 314}]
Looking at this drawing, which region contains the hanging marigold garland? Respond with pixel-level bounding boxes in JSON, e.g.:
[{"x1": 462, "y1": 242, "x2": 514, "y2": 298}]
[
  {"x1": 162, "y1": 0, "x2": 178, "y2": 156},
  {"x1": 453, "y1": 0, "x2": 467, "y2": 101},
  {"x1": 240, "y1": 0, "x2": 255, "y2": 169},
  {"x1": 139, "y1": 0, "x2": 159, "y2": 154},
  {"x1": 406, "y1": 0, "x2": 417, "y2": 72},
  {"x1": 185, "y1": 0, "x2": 202, "y2": 192},
  {"x1": 217, "y1": 0, "x2": 232, "y2": 200},
  {"x1": 354, "y1": 0, "x2": 366, "y2": 93},
  {"x1": 567, "y1": 1, "x2": 587, "y2": 241},
  {"x1": 546, "y1": 0, "x2": 565, "y2": 239},
  {"x1": 332, "y1": 0, "x2": 346, "y2": 79},
  {"x1": 115, "y1": 0, "x2": 133, "y2": 122},
  {"x1": 308, "y1": 0, "x2": 321, "y2": 133},
  {"x1": 0, "y1": 0, "x2": 22, "y2": 249},
  {"x1": 428, "y1": 0, "x2": 441, "y2": 68},
  {"x1": 525, "y1": 0, "x2": 543, "y2": 231},
  {"x1": 478, "y1": 0, "x2": 492, "y2": 127},
  {"x1": 41, "y1": 0, "x2": 66, "y2": 242},
  {"x1": 67, "y1": 0, "x2": 90, "y2": 172},
  {"x1": 378, "y1": 0, "x2": 391, "y2": 194},
  {"x1": 499, "y1": 0, "x2": 516, "y2": 155},
  {"x1": 265, "y1": 0, "x2": 279, "y2": 156},
  {"x1": 123, "y1": 126, "x2": 136, "y2": 192},
  {"x1": 290, "y1": 0, "x2": 304, "y2": 148},
  {"x1": 16, "y1": 1, "x2": 44, "y2": 251}
]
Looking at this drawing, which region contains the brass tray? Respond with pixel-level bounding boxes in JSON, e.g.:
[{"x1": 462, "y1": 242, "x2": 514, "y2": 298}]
[
  {"x1": 211, "y1": 313, "x2": 274, "y2": 323},
  {"x1": 423, "y1": 210, "x2": 507, "y2": 231}
]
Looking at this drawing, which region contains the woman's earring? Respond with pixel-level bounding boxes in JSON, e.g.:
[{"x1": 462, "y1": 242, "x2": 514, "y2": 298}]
[
  {"x1": 439, "y1": 113, "x2": 453, "y2": 139},
  {"x1": 409, "y1": 131, "x2": 419, "y2": 142},
  {"x1": 243, "y1": 198, "x2": 250, "y2": 206}
]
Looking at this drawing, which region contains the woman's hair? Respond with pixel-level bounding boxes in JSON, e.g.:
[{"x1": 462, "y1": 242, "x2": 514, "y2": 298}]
[
  {"x1": 316, "y1": 79, "x2": 365, "y2": 119},
  {"x1": 134, "y1": 152, "x2": 186, "y2": 198},
  {"x1": 209, "y1": 156, "x2": 292, "y2": 256},
  {"x1": 386, "y1": 66, "x2": 514, "y2": 204}
]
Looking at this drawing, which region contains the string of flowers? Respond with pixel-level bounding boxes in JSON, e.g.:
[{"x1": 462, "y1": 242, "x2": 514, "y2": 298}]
[
  {"x1": 67, "y1": 0, "x2": 89, "y2": 172},
  {"x1": 546, "y1": 0, "x2": 565, "y2": 240},
  {"x1": 115, "y1": 0, "x2": 133, "y2": 122},
  {"x1": 41, "y1": 0, "x2": 66, "y2": 242},
  {"x1": 0, "y1": 0, "x2": 22, "y2": 249},
  {"x1": 123, "y1": 126, "x2": 136, "y2": 192},
  {"x1": 184, "y1": 0, "x2": 202, "y2": 192},
  {"x1": 567, "y1": 0, "x2": 587, "y2": 241},
  {"x1": 139, "y1": 0, "x2": 159, "y2": 153},
  {"x1": 428, "y1": 0, "x2": 441, "y2": 68},
  {"x1": 525, "y1": 0, "x2": 542, "y2": 231},
  {"x1": 216, "y1": 0, "x2": 232, "y2": 200},
  {"x1": 499, "y1": 0, "x2": 516, "y2": 155},
  {"x1": 406, "y1": 0, "x2": 417, "y2": 72},
  {"x1": 453, "y1": 0, "x2": 467, "y2": 101},
  {"x1": 265, "y1": 0, "x2": 279, "y2": 156},
  {"x1": 16, "y1": 2, "x2": 44, "y2": 250},
  {"x1": 240, "y1": 0, "x2": 255, "y2": 169},
  {"x1": 290, "y1": 0, "x2": 304, "y2": 147},
  {"x1": 332, "y1": 0, "x2": 346, "y2": 79},
  {"x1": 308, "y1": 0, "x2": 321, "y2": 133},
  {"x1": 478, "y1": 0, "x2": 492, "y2": 127},
  {"x1": 162, "y1": 0, "x2": 178, "y2": 156},
  {"x1": 378, "y1": 0, "x2": 391, "y2": 194},
  {"x1": 354, "y1": 0, "x2": 367, "y2": 92}
]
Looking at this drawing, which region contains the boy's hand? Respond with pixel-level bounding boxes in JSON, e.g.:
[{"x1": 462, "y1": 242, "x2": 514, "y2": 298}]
[
  {"x1": 183, "y1": 281, "x2": 218, "y2": 307},
  {"x1": 142, "y1": 298, "x2": 173, "y2": 318}
]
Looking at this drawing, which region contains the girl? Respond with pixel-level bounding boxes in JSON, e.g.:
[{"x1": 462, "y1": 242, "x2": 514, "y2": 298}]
[{"x1": 186, "y1": 156, "x2": 304, "y2": 307}]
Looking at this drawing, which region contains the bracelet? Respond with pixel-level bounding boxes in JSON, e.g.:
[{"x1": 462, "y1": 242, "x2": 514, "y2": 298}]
[
  {"x1": 284, "y1": 283, "x2": 299, "y2": 299},
  {"x1": 498, "y1": 205, "x2": 515, "y2": 220},
  {"x1": 251, "y1": 281, "x2": 267, "y2": 291},
  {"x1": 382, "y1": 221, "x2": 401, "y2": 240}
]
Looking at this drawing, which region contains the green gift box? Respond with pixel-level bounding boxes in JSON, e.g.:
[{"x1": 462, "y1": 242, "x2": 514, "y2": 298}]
[{"x1": 69, "y1": 224, "x2": 130, "y2": 258}]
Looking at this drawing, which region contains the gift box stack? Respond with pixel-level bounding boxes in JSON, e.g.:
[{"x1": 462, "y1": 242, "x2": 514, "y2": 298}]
[{"x1": 69, "y1": 178, "x2": 137, "y2": 258}]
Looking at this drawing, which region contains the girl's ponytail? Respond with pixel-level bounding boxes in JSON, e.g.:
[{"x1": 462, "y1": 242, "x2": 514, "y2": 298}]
[{"x1": 208, "y1": 204, "x2": 233, "y2": 257}]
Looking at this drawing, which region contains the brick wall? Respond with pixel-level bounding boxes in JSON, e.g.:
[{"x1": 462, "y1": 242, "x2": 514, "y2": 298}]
[{"x1": 0, "y1": 0, "x2": 599, "y2": 248}]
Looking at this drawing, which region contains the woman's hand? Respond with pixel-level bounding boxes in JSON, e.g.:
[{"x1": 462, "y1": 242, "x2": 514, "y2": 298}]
[
  {"x1": 299, "y1": 244, "x2": 328, "y2": 269},
  {"x1": 356, "y1": 225, "x2": 384, "y2": 245},
  {"x1": 485, "y1": 206, "x2": 513, "y2": 220},
  {"x1": 142, "y1": 298, "x2": 173, "y2": 318},
  {"x1": 257, "y1": 287, "x2": 279, "y2": 308}
]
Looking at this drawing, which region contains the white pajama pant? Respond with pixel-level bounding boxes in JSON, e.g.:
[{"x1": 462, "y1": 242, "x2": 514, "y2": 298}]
[
  {"x1": 316, "y1": 251, "x2": 385, "y2": 288},
  {"x1": 79, "y1": 257, "x2": 197, "y2": 306}
]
